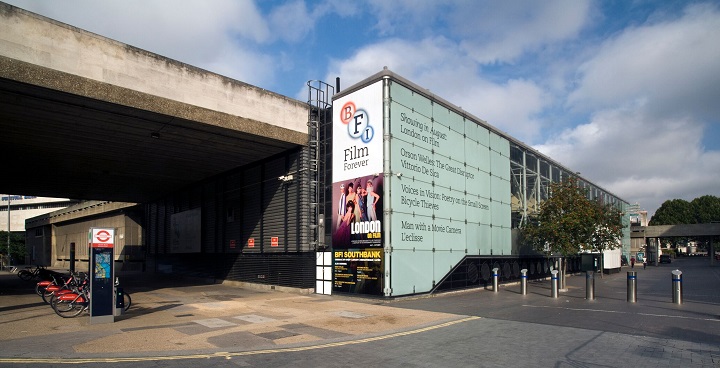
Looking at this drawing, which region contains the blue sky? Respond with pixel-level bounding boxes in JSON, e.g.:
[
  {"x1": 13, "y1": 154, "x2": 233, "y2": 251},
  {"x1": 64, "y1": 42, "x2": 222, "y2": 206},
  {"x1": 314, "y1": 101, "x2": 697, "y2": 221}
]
[{"x1": 5, "y1": 0, "x2": 720, "y2": 217}]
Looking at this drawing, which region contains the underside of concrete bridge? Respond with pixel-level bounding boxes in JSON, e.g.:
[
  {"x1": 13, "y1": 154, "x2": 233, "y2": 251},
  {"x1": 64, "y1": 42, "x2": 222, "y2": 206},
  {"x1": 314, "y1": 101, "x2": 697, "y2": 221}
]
[{"x1": 0, "y1": 4, "x2": 309, "y2": 203}]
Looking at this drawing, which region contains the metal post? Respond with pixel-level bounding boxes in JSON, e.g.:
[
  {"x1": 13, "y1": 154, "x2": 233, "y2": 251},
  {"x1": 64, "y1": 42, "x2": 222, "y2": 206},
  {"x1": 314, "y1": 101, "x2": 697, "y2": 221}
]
[
  {"x1": 69, "y1": 242, "x2": 76, "y2": 272},
  {"x1": 550, "y1": 270, "x2": 558, "y2": 298},
  {"x1": 672, "y1": 270, "x2": 683, "y2": 304},
  {"x1": 492, "y1": 267, "x2": 499, "y2": 292},
  {"x1": 520, "y1": 268, "x2": 528, "y2": 295},
  {"x1": 585, "y1": 271, "x2": 594, "y2": 300},
  {"x1": 627, "y1": 271, "x2": 637, "y2": 303}
]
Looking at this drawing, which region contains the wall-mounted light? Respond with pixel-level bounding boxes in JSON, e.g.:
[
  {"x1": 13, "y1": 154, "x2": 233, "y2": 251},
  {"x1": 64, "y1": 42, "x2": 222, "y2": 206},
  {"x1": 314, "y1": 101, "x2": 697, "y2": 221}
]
[{"x1": 279, "y1": 175, "x2": 294, "y2": 182}]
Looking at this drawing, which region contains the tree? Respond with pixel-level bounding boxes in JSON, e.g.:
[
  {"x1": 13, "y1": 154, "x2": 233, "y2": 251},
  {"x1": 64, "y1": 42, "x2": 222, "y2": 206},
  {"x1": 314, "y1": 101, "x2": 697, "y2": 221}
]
[
  {"x1": 0, "y1": 231, "x2": 26, "y2": 265},
  {"x1": 690, "y1": 195, "x2": 720, "y2": 223},
  {"x1": 521, "y1": 178, "x2": 624, "y2": 258},
  {"x1": 649, "y1": 199, "x2": 694, "y2": 225}
]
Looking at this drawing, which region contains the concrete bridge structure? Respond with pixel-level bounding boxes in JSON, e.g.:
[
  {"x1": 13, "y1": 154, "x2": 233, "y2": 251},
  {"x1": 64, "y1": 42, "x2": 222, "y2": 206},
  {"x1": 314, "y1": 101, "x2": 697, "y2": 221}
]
[
  {"x1": 0, "y1": 3, "x2": 309, "y2": 203},
  {"x1": 631, "y1": 223, "x2": 718, "y2": 266}
]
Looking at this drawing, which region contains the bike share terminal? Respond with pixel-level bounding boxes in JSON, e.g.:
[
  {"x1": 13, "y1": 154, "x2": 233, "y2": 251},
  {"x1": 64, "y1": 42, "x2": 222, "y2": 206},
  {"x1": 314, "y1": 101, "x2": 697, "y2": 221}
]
[{"x1": 89, "y1": 227, "x2": 116, "y2": 324}]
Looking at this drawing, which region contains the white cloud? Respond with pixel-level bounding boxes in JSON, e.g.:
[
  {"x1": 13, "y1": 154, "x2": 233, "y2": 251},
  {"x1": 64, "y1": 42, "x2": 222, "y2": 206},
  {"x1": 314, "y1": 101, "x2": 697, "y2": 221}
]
[
  {"x1": 545, "y1": 2, "x2": 720, "y2": 216},
  {"x1": 365, "y1": 0, "x2": 442, "y2": 36},
  {"x1": 451, "y1": 0, "x2": 591, "y2": 64},
  {"x1": 568, "y1": 3, "x2": 720, "y2": 121},
  {"x1": 268, "y1": 0, "x2": 313, "y2": 43},
  {"x1": 536, "y1": 103, "x2": 720, "y2": 216},
  {"x1": 326, "y1": 37, "x2": 548, "y2": 142},
  {"x1": 6, "y1": 0, "x2": 274, "y2": 85}
]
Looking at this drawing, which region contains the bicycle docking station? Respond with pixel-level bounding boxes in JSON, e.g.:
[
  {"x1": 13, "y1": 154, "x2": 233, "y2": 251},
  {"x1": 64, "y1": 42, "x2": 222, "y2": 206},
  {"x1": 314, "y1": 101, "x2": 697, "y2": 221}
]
[{"x1": 89, "y1": 227, "x2": 116, "y2": 324}]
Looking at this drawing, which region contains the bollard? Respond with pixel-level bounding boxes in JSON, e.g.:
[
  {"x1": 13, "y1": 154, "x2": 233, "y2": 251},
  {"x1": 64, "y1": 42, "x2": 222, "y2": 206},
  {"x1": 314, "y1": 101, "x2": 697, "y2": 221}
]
[
  {"x1": 627, "y1": 271, "x2": 637, "y2": 303},
  {"x1": 520, "y1": 268, "x2": 528, "y2": 295},
  {"x1": 585, "y1": 271, "x2": 594, "y2": 300},
  {"x1": 672, "y1": 270, "x2": 682, "y2": 304},
  {"x1": 492, "y1": 267, "x2": 499, "y2": 293},
  {"x1": 550, "y1": 270, "x2": 559, "y2": 298}
]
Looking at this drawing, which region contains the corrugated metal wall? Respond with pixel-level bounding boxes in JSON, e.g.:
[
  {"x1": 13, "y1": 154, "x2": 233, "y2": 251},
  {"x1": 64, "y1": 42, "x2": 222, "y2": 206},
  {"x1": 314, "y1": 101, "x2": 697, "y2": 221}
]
[{"x1": 144, "y1": 147, "x2": 314, "y2": 288}]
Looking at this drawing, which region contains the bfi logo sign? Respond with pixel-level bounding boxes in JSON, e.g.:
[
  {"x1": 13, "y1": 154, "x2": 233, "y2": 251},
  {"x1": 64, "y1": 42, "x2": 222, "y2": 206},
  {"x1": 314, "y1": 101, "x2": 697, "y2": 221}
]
[{"x1": 340, "y1": 101, "x2": 374, "y2": 144}]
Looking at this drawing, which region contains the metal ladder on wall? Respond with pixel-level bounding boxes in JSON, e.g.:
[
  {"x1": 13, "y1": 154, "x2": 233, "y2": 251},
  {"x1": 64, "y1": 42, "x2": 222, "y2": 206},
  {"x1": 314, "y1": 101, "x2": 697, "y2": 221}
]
[{"x1": 307, "y1": 80, "x2": 334, "y2": 295}]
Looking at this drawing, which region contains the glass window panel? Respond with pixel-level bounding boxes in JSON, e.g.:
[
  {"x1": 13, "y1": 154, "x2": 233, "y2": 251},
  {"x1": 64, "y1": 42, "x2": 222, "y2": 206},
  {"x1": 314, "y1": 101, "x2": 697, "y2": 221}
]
[
  {"x1": 540, "y1": 160, "x2": 550, "y2": 179},
  {"x1": 510, "y1": 144, "x2": 524, "y2": 164},
  {"x1": 551, "y1": 166, "x2": 560, "y2": 182},
  {"x1": 525, "y1": 153, "x2": 538, "y2": 173}
]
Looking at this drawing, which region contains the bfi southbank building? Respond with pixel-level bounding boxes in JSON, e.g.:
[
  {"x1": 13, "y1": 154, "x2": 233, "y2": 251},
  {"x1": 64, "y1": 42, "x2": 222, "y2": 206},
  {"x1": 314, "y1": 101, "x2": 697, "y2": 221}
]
[{"x1": 319, "y1": 70, "x2": 630, "y2": 296}]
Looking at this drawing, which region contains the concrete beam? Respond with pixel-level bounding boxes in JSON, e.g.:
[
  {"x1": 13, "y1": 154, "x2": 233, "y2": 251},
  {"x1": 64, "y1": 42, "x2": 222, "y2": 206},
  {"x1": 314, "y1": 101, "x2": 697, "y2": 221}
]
[{"x1": 0, "y1": 3, "x2": 308, "y2": 142}]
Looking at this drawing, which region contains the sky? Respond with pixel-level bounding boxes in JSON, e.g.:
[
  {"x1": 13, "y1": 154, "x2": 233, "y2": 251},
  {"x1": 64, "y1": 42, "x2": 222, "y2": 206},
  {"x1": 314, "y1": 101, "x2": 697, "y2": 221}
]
[{"x1": 5, "y1": 0, "x2": 720, "y2": 218}]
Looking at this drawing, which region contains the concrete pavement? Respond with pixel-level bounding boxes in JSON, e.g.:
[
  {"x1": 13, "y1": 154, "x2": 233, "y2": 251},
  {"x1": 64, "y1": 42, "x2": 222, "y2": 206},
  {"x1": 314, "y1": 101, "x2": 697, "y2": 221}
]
[
  {"x1": 0, "y1": 269, "x2": 462, "y2": 360},
  {"x1": 0, "y1": 257, "x2": 718, "y2": 367}
]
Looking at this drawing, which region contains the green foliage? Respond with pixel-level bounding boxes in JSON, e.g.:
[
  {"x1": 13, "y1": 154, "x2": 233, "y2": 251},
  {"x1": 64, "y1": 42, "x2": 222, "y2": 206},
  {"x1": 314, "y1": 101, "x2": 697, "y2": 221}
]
[
  {"x1": 0, "y1": 231, "x2": 26, "y2": 264},
  {"x1": 650, "y1": 195, "x2": 720, "y2": 225},
  {"x1": 521, "y1": 178, "x2": 624, "y2": 257}
]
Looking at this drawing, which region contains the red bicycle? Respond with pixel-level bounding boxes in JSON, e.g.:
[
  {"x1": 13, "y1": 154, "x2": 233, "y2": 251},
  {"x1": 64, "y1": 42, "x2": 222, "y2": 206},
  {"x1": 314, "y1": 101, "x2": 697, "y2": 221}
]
[{"x1": 50, "y1": 275, "x2": 131, "y2": 318}]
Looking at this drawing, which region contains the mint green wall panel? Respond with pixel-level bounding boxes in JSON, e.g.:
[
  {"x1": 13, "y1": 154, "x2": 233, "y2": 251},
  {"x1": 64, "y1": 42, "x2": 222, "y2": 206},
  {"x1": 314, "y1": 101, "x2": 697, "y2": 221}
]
[
  {"x1": 491, "y1": 176, "x2": 509, "y2": 205},
  {"x1": 391, "y1": 211, "x2": 433, "y2": 251},
  {"x1": 491, "y1": 150, "x2": 510, "y2": 180},
  {"x1": 433, "y1": 250, "x2": 466, "y2": 284},
  {"x1": 390, "y1": 249, "x2": 434, "y2": 295},
  {"x1": 431, "y1": 217, "x2": 467, "y2": 251},
  {"x1": 467, "y1": 141, "x2": 491, "y2": 174},
  {"x1": 476, "y1": 224, "x2": 493, "y2": 254},
  {"x1": 433, "y1": 124, "x2": 465, "y2": 164},
  {"x1": 433, "y1": 104, "x2": 465, "y2": 134},
  {"x1": 465, "y1": 223, "x2": 481, "y2": 254},
  {"x1": 492, "y1": 225, "x2": 512, "y2": 255},
  {"x1": 466, "y1": 191, "x2": 491, "y2": 225},
  {"x1": 391, "y1": 102, "x2": 435, "y2": 152},
  {"x1": 477, "y1": 125, "x2": 490, "y2": 148},
  {"x1": 490, "y1": 132, "x2": 510, "y2": 157},
  {"x1": 391, "y1": 83, "x2": 433, "y2": 118}
]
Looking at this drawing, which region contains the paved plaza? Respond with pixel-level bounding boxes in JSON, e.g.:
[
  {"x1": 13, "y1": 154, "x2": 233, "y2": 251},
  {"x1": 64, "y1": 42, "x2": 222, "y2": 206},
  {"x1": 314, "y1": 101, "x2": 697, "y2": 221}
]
[{"x1": 0, "y1": 257, "x2": 718, "y2": 367}]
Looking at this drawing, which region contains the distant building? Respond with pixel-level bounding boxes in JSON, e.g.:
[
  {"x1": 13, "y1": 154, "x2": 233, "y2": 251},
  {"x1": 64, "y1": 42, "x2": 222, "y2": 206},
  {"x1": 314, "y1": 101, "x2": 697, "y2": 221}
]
[{"x1": 0, "y1": 195, "x2": 80, "y2": 232}]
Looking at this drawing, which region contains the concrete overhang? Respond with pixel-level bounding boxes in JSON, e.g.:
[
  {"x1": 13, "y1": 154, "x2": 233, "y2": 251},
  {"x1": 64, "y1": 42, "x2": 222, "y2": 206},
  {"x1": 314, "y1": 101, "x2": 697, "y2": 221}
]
[
  {"x1": 643, "y1": 224, "x2": 720, "y2": 238},
  {"x1": 0, "y1": 3, "x2": 309, "y2": 203}
]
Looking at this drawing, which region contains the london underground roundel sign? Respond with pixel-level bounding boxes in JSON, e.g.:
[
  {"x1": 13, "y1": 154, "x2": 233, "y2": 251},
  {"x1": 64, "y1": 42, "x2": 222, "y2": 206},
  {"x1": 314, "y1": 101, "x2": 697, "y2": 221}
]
[{"x1": 91, "y1": 228, "x2": 115, "y2": 248}]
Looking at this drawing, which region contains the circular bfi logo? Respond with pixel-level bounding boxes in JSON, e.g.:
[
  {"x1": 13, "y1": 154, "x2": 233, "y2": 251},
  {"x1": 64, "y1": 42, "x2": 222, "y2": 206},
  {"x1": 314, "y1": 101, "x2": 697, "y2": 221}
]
[{"x1": 340, "y1": 101, "x2": 374, "y2": 144}]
